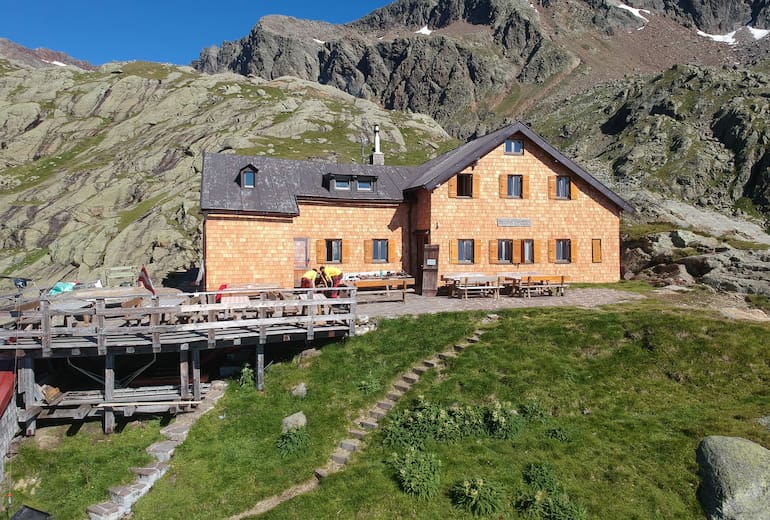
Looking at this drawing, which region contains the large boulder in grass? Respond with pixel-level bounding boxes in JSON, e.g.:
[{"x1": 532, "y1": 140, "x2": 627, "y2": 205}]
[
  {"x1": 696, "y1": 436, "x2": 770, "y2": 519},
  {"x1": 282, "y1": 411, "x2": 307, "y2": 433}
]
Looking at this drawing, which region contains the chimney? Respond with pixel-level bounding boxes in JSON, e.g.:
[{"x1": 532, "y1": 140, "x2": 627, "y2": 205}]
[{"x1": 371, "y1": 124, "x2": 385, "y2": 165}]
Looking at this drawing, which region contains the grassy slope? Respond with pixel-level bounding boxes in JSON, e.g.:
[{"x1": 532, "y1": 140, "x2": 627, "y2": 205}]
[
  {"x1": 257, "y1": 303, "x2": 770, "y2": 519},
  {"x1": 5, "y1": 299, "x2": 770, "y2": 519}
]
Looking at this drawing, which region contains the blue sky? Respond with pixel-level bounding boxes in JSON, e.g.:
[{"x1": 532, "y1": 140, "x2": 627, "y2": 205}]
[{"x1": 0, "y1": 1, "x2": 393, "y2": 65}]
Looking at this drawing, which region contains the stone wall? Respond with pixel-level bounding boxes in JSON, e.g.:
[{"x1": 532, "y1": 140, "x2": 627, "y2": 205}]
[{"x1": 428, "y1": 136, "x2": 622, "y2": 282}]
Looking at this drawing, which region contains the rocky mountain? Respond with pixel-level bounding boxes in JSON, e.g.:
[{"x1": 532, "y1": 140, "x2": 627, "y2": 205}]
[
  {"x1": 0, "y1": 56, "x2": 454, "y2": 288},
  {"x1": 194, "y1": 0, "x2": 769, "y2": 138},
  {"x1": 0, "y1": 38, "x2": 94, "y2": 70}
]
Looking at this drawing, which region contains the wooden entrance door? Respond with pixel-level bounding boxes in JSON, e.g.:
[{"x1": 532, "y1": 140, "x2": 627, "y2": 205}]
[
  {"x1": 421, "y1": 244, "x2": 440, "y2": 296},
  {"x1": 293, "y1": 238, "x2": 309, "y2": 287}
]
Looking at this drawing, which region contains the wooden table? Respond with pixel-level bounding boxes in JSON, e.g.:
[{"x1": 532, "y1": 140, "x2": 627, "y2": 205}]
[
  {"x1": 444, "y1": 275, "x2": 503, "y2": 299},
  {"x1": 350, "y1": 277, "x2": 415, "y2": 303}
]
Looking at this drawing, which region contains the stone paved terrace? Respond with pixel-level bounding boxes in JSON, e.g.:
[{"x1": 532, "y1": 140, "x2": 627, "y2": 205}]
[{"x1": 358, "y1": 288, "x2": 644, "y2": 319}]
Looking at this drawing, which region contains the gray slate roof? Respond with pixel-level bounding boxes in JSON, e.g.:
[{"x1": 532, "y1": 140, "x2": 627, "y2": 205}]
[
  {"x1": 200, "y1": 154, "x2": 415, "y2": 215},
  {"x1": 200, "y1": 122, "x2": 633, "y2": 215}
]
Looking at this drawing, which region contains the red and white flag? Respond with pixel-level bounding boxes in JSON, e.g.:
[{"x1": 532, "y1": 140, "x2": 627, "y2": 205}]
[{"x1": 138, "y1": 264, "x2": 156, "y2": 295}]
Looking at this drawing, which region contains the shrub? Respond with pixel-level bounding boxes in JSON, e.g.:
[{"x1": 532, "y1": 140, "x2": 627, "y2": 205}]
[
  {"x1": 484, "y1": 401, "x2": 525, "y2": 439},
  {"x1": 545, "y1": 426, "x2": 571, "y2": 442},
  {"x1": 514, "y1": 462, "x2": 587, "y2": 520},
  {"x1": 519, "y1": 400, "x2": 548, "y2": 422},
  {"x1": 357, "y1": 374, "x2": 384, "y2": 395},
  {"x1": 238, "y1": 363, "x2": 256, "y2": 389},
  {"x1": 450, "y1": 477, "x2": 505, "y2": 516},
  {"x1": 390, "y1": 449, "x2": 441, "y2": 499},
  {"x1": 275, "y1": 427, "x2": 310, "y2": 458}
]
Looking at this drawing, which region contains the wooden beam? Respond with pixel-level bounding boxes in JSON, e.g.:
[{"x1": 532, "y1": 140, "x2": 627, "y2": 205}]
[
  {"x1": 96, "y1": 299, "x2": 106, "y2": 355},
  {"x1": 180, "y1": 350, "x2": 190, "y2": 400},
  {"x1": 256, "y1": 342, "x2": 264, "y2": 392},
  {"x1": 19, "y1": 356, "x2": 36, "y2": 436},
  {"x1": 103, "y1": 353, "x2": 115, "y2": 434},
  {"x1": 192, "y1": 348, "x2": 201, "y2": 401}
]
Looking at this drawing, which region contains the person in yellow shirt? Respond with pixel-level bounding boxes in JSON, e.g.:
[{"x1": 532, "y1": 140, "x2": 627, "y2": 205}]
[
  {"x1": 300, "y1": 268, "x2": 319, "y2": 288},
  {"x1": 319, "y1": 265, "x2": 343, "y2": 297}
]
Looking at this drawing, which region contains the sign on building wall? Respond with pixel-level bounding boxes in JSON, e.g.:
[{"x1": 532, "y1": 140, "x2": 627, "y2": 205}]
[{"x1": 496, "y1": 218, "x2": 532, "y2": 227}]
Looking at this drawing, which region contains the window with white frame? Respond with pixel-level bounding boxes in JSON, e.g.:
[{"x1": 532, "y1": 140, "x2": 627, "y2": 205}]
[
  {"x1": 498, "y1": 239, "x2": 513, "y2": 263},
  {"x1": 333, "y1": 177, "x2": 350, "y2": 190},
  {"x1": 242, "y1": 169, "x2": 256, "y2": 188},
  {"x1": 372, "y1": 239, "x2": 388, "y2": 262},
  {"x1": 325, "y1": 239, "x2": 342, "y2": 263},
  {"x1": 555, "y1": 239, "x2": 571, "y2": 263},
  {"x1": 504, "y1": 139, "x2": 523, "y2": 155},
  {"x1": 507, "y1": 174, "x2": 523, "y2": 198},
  {"x1": 556, "y1": 176, "x2": 571, "y2": 199},
  {"x1": 522, "y1": 239, "x2": 535, "y2": 264},
  {"x1": 357, "y1": 178, "x2": 373, "y2": 191},
  {"x1": 458, "y1": 239, "x2": 474, "y2": 263}
]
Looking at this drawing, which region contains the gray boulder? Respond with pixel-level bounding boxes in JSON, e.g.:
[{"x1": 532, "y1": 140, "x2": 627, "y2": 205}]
[
  {"x1": 291, "y1": 383, "x2": 307, "y2": 399},
  {"x1": 281, "y1": 411, "x2": 307, "y2": 433},
  {"x1": 697, "y1": 436, "x2": 770, "y2": 520}
]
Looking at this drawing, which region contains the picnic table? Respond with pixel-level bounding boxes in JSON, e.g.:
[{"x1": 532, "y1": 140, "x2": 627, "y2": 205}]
[
  {"x1": 506, "y1": 275, "x2": 570, "y2": 297},
  {"x1": 348, "y1": 276, "x2": 415, "y2": 303},
  {"x1": 443, "y1": 274, "x2": 504, "y2": 299}
]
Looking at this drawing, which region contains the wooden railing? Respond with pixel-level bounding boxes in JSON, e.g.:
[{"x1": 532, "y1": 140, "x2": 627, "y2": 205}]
[{"x1": 0, "y1": 286, "x2": 358, "y2": 357}]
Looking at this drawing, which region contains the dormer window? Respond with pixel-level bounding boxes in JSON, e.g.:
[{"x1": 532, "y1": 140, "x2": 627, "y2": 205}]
[
  {"x1": 333, "y1": 178, "x2": 351, "y2": 190},
  {"x1": 357, "y1": 178, "x2": 373, "y2": 191},
  {"x1": 505, "y1": 139, "x2": 524, "y2": 155},
  {"x1": 241, "y1": 167, "x2": 256, "y2": 188}
]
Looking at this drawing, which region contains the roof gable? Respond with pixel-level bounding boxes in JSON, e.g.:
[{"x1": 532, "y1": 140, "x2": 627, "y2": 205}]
[{"x1": 406, "y1": 122, "x2": 634, "y2": 213}]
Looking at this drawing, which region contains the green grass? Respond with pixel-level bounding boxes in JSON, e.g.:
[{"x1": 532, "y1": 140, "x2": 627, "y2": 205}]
[
  {"x1": 256, "y1": 303, "x2": 770, "y2": 519},
  {"x1": 4, "y1": 421, "x2": 163, "y2": 519},
  {"x1": 10, "y1": 303, "x2": 770, "y2": 519},
  {"x1": 723, "y1": 237, "x2": 770, "y2": 251},
  {"x1": 117, "y1": 194, "x2": 167, "y2": 232},
  {"x1": 131, "y1": 312, "x2": 477, "y2": 519},
  {"x1": 120, "y1": 61, "x2": 178, "y2": 80},
  {"x1": 621, "y1": 221, "x2": 684, "y2": 241},
  {"x1": 745, "y1": 294, "x2": 770, "y2": 313},
  {"x1": 2, "y1": 248, "x2": 49, "y2": 276}
]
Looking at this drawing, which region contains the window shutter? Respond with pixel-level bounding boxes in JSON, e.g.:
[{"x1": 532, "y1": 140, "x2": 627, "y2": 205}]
[
  {"x1": 569, "y1": 179, "x2": 578, "y2": 200},
  {"x1": 522, "y1": 175, "x2": 530, "y2": 199},
  {"x1": 341, "y1": 240, "x2": 351, "y2": 264},
  {"x1": 364, "y1": 240, "x2": 374, "y2": 263},
  {"x1": 513, "y1": 240, "x2": 522, "y2": 264},
  {"x1": 570, "y1": 239, "x2": 577, "y2": 263},
  {"x1": 316, "y1": 240, "x2": 326, "y2": 264},
  {"x1": 592, "y1": 239, "x2": 602, "y2": 263},
  {"x1": 548, "y1": 177, "x2": 556, "y2": 199},
  {"x1": 548, "y1": 239, "x2": 557, "y2": 263},
  {"x1": 448, "y1": 176, "x2": 457, "y2": 198},
  {"x1": 499, "y1": 175, "x2": 507, "y2": 198},
  {"x1": 472, "y1": 174, "x2": 480, "y2": 198},
  {"x1": 473, "y1": 240, "x2": 481, "y2": 264},
  {"x1": 533, "y1": 240, "x2": 542, "y2": 263},
  {"x1": 449, "y1": 240, "x2": 458, "y2": 265},
  {"x1": 489, "y1": 240, "x2": 498, "y2": 264},
  {"x1": 388, "y1": 240, "x2": 397, "y2": 262}
]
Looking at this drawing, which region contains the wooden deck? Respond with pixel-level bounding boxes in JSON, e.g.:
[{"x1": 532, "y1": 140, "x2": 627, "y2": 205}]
[{"x1": 0, "y1": 286, "x2": 357, "y2": 434}]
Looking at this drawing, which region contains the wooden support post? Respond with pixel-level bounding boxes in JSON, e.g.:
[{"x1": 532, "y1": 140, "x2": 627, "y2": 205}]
[
  {"x1": 103, "y1": 353, "x2": 115, "y2": 434},
  {"x1": 40, "y1": 299, "x2": 51, "y2": 357},
  {"x1": 19, "y1": 357, "x2": 36, "y2": 436},
  {"x1": 207, "y1": 294, "x2": 216, "y2": 349},
  {"x1": 307, "y1": 293, "x2": 315, "y2": 341},
  {"x1": 192, "y1": 347, "x2": 201, "y2": 401},
  {"x1": 349, "y1": 288, "x2": 357, "y2": 337},
  {"x1": 151, "y1": 296, "x2": 161, "y2": 353},
  {"x1": 180, "y1": 350, "x2": 190, "y2": 400},
  {"x1": 96, "y1": 298, "x2": 106, "y2": 355},
  {"x1": 259, "y1": 292, "x2": 267, "y2": 345},
  {"x1": 256, "y1": 342, "x2": 265, "y2": 392}
]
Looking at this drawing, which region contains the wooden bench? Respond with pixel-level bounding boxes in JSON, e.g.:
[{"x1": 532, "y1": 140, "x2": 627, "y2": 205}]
[
  {"x1": 510, "y1": 276, "x2": 569, "y2": 298},
  {"x1": 351, "y1": 277, "x2": 415, "y2": 303},
  {"x1": 450, "y1": 276, "x2": 504, "y2": 299}
]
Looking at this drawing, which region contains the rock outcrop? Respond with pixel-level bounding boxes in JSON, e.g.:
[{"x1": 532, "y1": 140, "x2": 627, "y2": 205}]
[
  {"x1": 0, "y1": 58, "x2": 452, "y2": 287},
  {"x1": 696, "y1": 435, "x2": 770, "y2": 520}
]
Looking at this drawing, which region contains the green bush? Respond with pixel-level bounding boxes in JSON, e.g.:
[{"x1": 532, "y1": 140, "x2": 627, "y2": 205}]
[
  {"x1": 357, "y1": 374, "x2": 384, "y2": 395},
  {"x1": 238, "y1": 363, "x2": 256, "y2": 389},
  {"x1": 275, "y1": 427, "x2": 310, "y2": 458},
  {"x1": 450, "y1": 477, "x2": 505, "y2": 516},
  {"x1": 390, "y1": 449, "x2": 441, "y2": 499},
  {"x1": 514, "y1": 462, "x2": 587, "y2": 520},
  {"x1": 484, "y1": 401, "x2": 525, "y2": 439},
  {"x1": 545, "y1": 426, "x2": 571, "y2": 442},
  {"x1": 519, "y1": 400, "x2": 549, "y2": 422}
]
